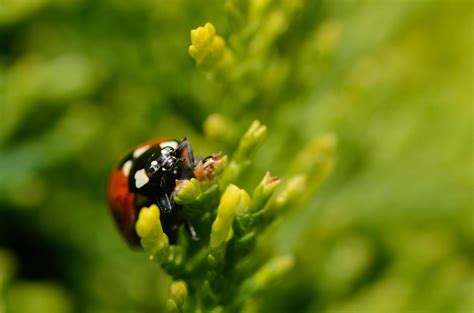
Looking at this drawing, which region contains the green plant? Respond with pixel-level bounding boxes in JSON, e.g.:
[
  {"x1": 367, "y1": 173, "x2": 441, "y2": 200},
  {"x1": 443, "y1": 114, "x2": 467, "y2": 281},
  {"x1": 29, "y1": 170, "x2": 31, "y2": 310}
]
[{"x1": 135, "y1": 120, "x2": 335, "y2": 312}]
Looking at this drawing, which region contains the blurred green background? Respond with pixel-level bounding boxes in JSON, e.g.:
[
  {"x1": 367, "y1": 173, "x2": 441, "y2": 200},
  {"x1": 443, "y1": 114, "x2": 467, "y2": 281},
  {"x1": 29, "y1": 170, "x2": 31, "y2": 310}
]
[{"x1": 0, "y1": 0, "x2": 472, "y2": 312}]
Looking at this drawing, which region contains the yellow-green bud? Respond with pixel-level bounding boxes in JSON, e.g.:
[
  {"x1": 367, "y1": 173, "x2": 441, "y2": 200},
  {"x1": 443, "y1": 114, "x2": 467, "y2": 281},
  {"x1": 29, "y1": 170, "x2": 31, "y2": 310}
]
[
  {"x1": 249, "y1": 0, "x2": 271, "y2": 21},
  {"x1": 189, "y1": 23, "x2": 216, "y2": 61},
  {"x1": 203, "y1": 114, "x2": 237, "y2": 142},
  {"x1": 210, "y1": 185, "x2": 240, "y2": 248},
  {"x1": 166, "y1": 300, "x2": 179, "y2": 313},
  {"x1": 287, "y1": 133, "x2": 336, "y2": 200},
  {"x1": 174, "y1": 178, "x2": 202, "y2": 204},
  {"x1": 250, "y1": 172, "x2": 281, "y2": 213},
  {"x1": 236, "y1": 255, "x2": 295, "y2": 304},
  {"x1": 169, "y1": 281, "x2": 187, "y2": 309},
  {"x1": 209, "y1": 185, "x2": 249, "y2": 263},
  {"x1": 251, "y1": 255, "x2": 295, "y2": 289},
  {"x1": 204, "y1": 114, "x2": 228, "y2": 139},
  {"x1": 235, "y1": 189, "x2": 251, "y2": 216},
  {"x1": 135, "y1": 205, "x2": 169, "y2": 262},
  {"x1": 234, "y1": 120, "x2": 267, "y2": 162},
  {"x1": 271, "y1": 174, "x2": 307, "y2": 213},
  {"x1": 189, "y1": 23, "x2": 233, "y2": 71},
  {"x1": 288, "y1": 133, "x2": 336, "y2": 176},
  {"x1": 219, "y1": 121, "x2": 267, "y2": 189}
]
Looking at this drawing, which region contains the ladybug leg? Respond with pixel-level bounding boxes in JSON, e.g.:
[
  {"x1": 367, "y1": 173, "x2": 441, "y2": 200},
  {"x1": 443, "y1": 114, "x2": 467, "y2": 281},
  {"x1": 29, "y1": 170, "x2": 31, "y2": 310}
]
[
  {"x1": 186, "y1": 222, "x2": 199, "y2": 241},
  {"x1": 156, "y1": 190, "x2": 173, "y2": 213},
  {"x1": 176, "y1": 138, "x2": 196, "y2": 168}
]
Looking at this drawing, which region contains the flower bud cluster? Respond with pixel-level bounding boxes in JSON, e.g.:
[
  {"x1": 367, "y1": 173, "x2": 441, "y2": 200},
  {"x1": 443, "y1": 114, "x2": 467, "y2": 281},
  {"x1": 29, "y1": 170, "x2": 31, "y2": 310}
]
[{"x1": 135, "y1": 120, "x2": 335, "y2": 311}]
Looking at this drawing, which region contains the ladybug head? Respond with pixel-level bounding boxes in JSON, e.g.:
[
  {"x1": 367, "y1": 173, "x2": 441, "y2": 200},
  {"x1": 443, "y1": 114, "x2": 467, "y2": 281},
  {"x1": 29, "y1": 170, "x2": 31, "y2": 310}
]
[{"x1": 145, "y1": 146, "x2": 182, "y2": 178}]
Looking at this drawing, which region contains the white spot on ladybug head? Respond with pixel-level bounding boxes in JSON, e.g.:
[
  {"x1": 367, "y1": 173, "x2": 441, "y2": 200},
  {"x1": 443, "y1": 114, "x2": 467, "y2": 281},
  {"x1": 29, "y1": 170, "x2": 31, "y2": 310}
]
[
  {"x1": 133, "y1": 145, "x2": 150, "y2": 158},
  {"x1": 122, "y1": 160, "x2": 133, "y2": 177},
  {"x1": 159, "y1": 141, "x2": 178, "y2": 150},
  {"x1": 161, "y1": 147, "x2": 172, "y2": 157},
  {"x1": 134, "y1": 169, "x2": 149, "y2": 189}
]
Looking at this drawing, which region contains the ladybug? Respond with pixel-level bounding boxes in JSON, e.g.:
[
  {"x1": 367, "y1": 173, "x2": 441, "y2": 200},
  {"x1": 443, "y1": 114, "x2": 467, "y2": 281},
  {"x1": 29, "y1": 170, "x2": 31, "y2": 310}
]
[{"x1": 107, "y1": 137, "x2": 199, "y2": 246}]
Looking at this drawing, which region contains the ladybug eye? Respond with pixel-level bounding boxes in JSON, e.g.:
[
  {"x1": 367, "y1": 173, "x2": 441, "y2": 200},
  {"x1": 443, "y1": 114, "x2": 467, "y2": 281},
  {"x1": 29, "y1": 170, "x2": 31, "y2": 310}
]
[{"x1": 146, "y1": 160, "x2": 160, "y2": 175}]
